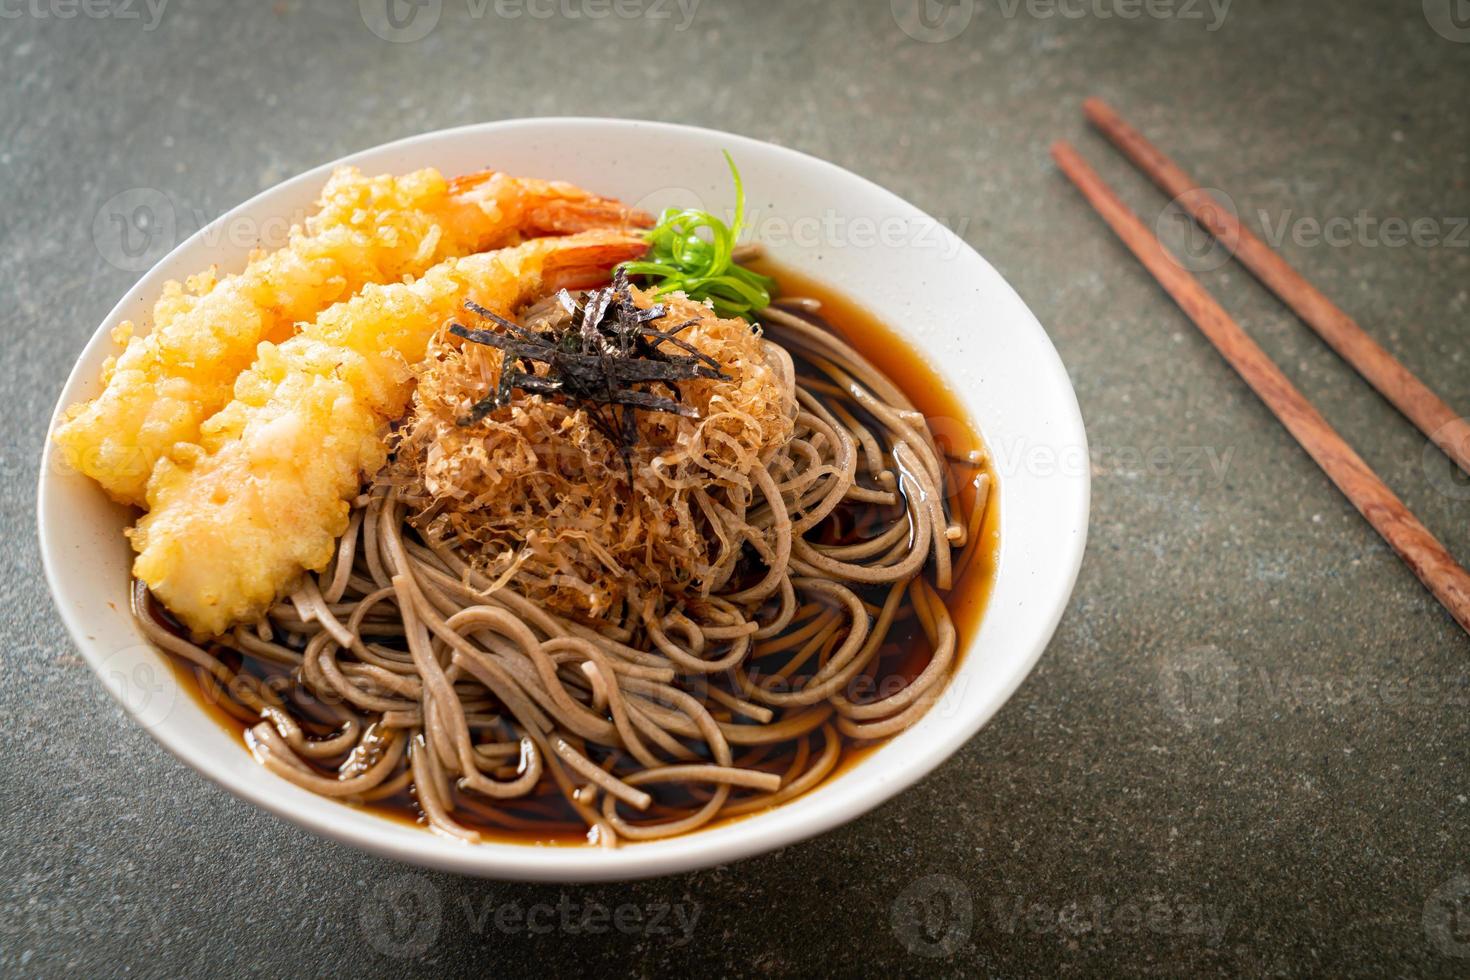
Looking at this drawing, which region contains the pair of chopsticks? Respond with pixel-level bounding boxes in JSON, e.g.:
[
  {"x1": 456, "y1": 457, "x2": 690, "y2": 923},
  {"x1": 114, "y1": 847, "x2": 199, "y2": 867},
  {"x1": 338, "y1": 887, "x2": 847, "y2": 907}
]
[{"x1": 1054, "y1": 99, "x2": 1470, "y2": 636}]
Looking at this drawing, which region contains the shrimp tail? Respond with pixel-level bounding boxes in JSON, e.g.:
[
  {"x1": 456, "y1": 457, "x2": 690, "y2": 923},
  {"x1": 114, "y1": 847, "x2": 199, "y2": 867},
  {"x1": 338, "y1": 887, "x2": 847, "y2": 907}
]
[
  {"x1": 523, "y1": 198, "x2": 654, "y2": 236},
  {"x1": 536, "y1": 233, "x2": 651, "y2": 293},
  {"x1": 446, "y1": 171, "x2": 653, "y2": 245}
]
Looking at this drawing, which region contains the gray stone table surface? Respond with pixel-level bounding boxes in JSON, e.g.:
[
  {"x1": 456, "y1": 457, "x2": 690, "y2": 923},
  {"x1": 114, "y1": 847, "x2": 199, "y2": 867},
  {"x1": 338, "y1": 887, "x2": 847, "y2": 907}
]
[{"x1": 3, "y1": 0, "x2": 1469, "y2": 975}]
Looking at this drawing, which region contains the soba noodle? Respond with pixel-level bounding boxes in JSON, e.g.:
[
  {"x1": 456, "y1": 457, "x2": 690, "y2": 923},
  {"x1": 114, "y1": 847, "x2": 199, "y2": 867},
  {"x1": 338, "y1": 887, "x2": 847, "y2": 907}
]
[{"x1": 133, "y1": 295, "x2": 991, "y2": 847}]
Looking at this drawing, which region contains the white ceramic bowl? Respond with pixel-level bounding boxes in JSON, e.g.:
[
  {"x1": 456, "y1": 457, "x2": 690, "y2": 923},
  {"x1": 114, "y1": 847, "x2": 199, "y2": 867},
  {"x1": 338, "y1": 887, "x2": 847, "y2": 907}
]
[{"x1": 39, "y1": 119, "x2": 1088, "y2": 881}]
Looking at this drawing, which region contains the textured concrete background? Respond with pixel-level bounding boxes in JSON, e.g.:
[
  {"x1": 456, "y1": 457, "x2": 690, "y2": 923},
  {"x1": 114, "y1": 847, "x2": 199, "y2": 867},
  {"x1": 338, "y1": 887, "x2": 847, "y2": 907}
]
[{"x1": 4, "y1": 0, "x2": 1470, "y2": 975}]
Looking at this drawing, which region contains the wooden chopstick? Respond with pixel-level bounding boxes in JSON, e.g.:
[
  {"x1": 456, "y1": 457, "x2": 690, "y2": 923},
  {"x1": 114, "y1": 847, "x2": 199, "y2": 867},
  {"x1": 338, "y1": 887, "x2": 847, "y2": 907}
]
[
  {"x1": 1051, "y1": 139, "x2": 1470, "y2": 636},
  {"x1": 1082, "y1": 97, "x2": 1470, "y2": 477}
]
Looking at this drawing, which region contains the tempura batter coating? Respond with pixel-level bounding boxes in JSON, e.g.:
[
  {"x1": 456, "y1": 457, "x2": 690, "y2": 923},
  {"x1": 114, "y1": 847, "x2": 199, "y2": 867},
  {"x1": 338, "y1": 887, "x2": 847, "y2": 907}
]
[
  {"x1": 131, "y1": 231, "x2": 649, "y2": 636},
  {"x1": 55, "y1": 167, "x2": 647, "y2": 505}
]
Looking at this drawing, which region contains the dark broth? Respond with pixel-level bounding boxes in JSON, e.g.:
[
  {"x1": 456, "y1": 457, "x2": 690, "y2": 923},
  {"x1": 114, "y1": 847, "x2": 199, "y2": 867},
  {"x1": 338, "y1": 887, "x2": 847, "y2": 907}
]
[{"x1": 161, "y1": 263, "x2": 1000, "y2": 846}]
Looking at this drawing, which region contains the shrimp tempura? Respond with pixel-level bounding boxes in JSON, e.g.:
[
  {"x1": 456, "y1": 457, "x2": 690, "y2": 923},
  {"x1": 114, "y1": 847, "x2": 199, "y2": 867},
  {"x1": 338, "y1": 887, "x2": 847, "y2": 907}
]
[
  {"x1": 54, "y1": 166, "x2": 648, "y2": 505},
  {"x1": 130, "y1": 230, "x2": 649, "y2": 636}
]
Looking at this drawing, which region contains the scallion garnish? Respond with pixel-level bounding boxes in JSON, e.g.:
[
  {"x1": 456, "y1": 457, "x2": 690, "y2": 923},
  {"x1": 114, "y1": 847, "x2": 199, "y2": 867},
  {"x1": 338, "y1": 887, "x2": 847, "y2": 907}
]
[{"x1": 619, "y1": 151, "x2": 777, "y2": 322}]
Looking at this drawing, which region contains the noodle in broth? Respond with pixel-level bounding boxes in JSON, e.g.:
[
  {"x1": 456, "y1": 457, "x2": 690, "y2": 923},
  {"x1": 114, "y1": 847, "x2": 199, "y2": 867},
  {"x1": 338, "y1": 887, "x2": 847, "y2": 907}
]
[{"x1": 135, "y1": 271, "x2": 997, "y2": 847}]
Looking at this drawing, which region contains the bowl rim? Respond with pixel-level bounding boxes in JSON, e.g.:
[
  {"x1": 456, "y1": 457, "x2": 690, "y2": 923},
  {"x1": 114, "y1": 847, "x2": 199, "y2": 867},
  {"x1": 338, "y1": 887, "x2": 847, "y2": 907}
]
[{"x1": 39, "y1": 116, "x2": 1089, "y2": 881}]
